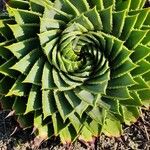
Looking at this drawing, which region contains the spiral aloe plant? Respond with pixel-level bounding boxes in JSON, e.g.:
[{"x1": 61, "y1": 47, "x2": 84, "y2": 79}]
[{"x1": 0, "y1": 0, "x2": 150, "y2": 144}]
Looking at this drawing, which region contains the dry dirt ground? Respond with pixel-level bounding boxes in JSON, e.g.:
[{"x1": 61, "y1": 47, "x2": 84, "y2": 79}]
[{"x1": 0, "y1": 109, "x2": 149, "y2": 150}]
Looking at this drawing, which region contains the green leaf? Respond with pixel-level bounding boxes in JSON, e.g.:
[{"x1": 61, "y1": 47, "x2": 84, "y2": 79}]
[
  {"x1": 79, "y1": 126, "x2": 93, "y2": 142},
  {"x1": 43, "y1": 2, "x2": 72, "y2": 22},
  {"x1": 130, "y1": 0, "x2": 142, "y2": 10},
  {"x1": 106, "y1": 88, "x2": 131, "y2": 100},
  {"x1": 52, "y1": 113, "x2": 69, "y2": 135},
  {"x1": 23, "y1": 57, "x2": 45, "y2": 85},
  {"x1": 138, "y1": 89, "x2": 150, "y2": 101},
  {"x1": 25, "y1": 85, "x2": 41, "y2": 114},
  {"x1": 69, "y1": 0, "x2": 89, "y2": 13},
  {"x1": 130, "y1": 76, "x2": 149, "y2": 91},
  {"x1": 108, "y1": 73, "x2": 136, "y2": 89},
  {"x1": 6, "y1": 75, "x2": 29, "y2": 97},
  {"x1": 64, "y1": 90, "x2": 81, "y2": 108},
  {"x1": 121, "y1": 106, "x2": 140, "y2": 125},
  {"x1": 120, "y1": 14, "x2": 138, "y2": 41},
  {"x1": 54, "y1": 0, "x2": 80, "y2": 17},
  {"x1": 102, "y1": 114, "x2": 122, "y2": 137},
  {"x1": 0, "y1": 19, "x2": 15, "y2": 40},
  {"x1": 34, "y1": 111, "x2": 49, "y2": 138},
  {"x1": 39, "y1": 29, "x2": 61, "y2": 47},
  {"x1": 60, "y1": 125, "x2": 77, "y2": 144},
  {"x1": 42, "y1": 62, "x2": 56, "y2": 90},
  {"x1": 111, "y1": 47, "x2": 132, "y2": 69},
  {"x1": 13, "y1": 97, "x2": 27, "y2": 114},
  {"x1": 142, "y1": 30, "x2": 150, "y2": 45},
  {"x1": 131, "y1": 60, "x2": 150, "y2": 77},
  {"x1": 8, "y1": 0, "x2": 29, "y2": 10},
  {"x1": 59, "y1": 71, "x2": 81, "y2": 87},
  {"x1": 75, "y1": 101, "x2": 89, "y2": 117},
  {"x1": 144, "y1": 11, "x2": 150, "y2": 26},
  {"x1": 75, "y1": 88, "x2": 96, "y2": 106},
  {"x1": 99, "y1": 6, "x2": 112, "y2": 33},
  {"x1": 103, "y1": 0, "x2": 115, "y2": 9},
  {"x1": 111, "y1": 60, "x2": 136, "y2": 78},
  {"x1": 6, "y1": 38, "x2": 39, "y2": 59},
  {"x1": 70, "y1": 15, "x2": 94, "y2": 31},
  {"x1": 7, "y1": 6, "x2": 41, "y2": 24},
  {"x1": 0, "y1": 76, "x2": 15, "y2": 95},
  {"x1": 84, "y1": 119, "x2": 102, "y2": 136},
  {"x1": 52, "y1": 68, "x2": 73, "y2": 91},
  {"x1": 9, "y1": 24, "x2": 39, "y2": 41},
  {"x1": 69, "y1": 113, "x2": 84, "y2": 133},
  {"x1": 17, "y1": 113, "x2": 33, "y2": 128},
  {"x1": 132, "y1": 8, "x2": 150, "y2": 29},
  {"x1": 84, "y1": 7, "x2": 103, "y2": 30},
  {"x1": 59, "y1": 54, "x2": 81, "y2": 73},
  {"x1": 42, "y1": 90, "x2": 56, "y2": 119},
  {"x1": 139, "y1": 0, "x2": 148, "y2": 9},
  {"x1": 0, "y1": 46, "x2": 12, "y2": 60},
  {"x1": 40, "y1": 18, "x2": 65, "y2": 33},
  {"x1": 29, "y1": 0, "x2": 45, "y2": 13},
  {"x1": 87, "y1": 0, "x2": 104, "y2": 10},
  {"x1": 81, "y1": 81, "x2": 108, "y2": 94},
  {"x1": 94, "y1": 60, "x2": 109, "y2": 78},
  {"x1": 102, "y1": 97, "x2": 121, "y2": 114},
  {"x1": 86, "y1": 70, "x2": 110, "y2": 84},
  {"x1": 104, "y1": 35, "x2": 114, "y2": 57},
  {"x1": 88, "y1": 107, "x2": 105, "y2": 125},
  {"x1": 0, "y1": 57, "x2": 19, "y2": 78},
  {"x1": 115, "y1": 0, "x2": 131, "y2": 11},
  {"x1": 11, "y1": 48, "x2": 41, "y2": 75},
  {"x1": 125, "y1": 29, "x2": 148, "y2": 49},
  {"x1": 43, "y1": 38, "x2": 59, "y2": 64},
  {"x1": 131, "y1": 44, "x2": 150, "y2": 63},
  {"x1": 112, "y1": 10, "x2": 126, "y2": 37},
  {"x1": 143, "y1": 70, "x2": 150, "y2": 82},
  {"x1": 54, "y1": 91, "x2": 73, "y2": 121},
  {"x1": 120, "y1": 91, "x2": 142, "y2": 106},
  {"x1": 109, "y1": 38, "x2": 123, "y2": 61}
]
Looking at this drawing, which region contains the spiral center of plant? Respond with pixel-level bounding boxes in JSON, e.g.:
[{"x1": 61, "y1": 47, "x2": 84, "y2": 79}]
[{"x1": 56, "y1": 28, "x2": 109, "y2": 81}]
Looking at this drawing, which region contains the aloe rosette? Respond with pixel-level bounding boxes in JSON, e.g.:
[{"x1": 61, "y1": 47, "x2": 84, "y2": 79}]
[{"x1": 0, "y1": 0, "x2": 150, "y2": 143}]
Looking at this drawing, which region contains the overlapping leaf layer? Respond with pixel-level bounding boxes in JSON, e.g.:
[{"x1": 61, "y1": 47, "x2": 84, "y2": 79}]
[{"x1": 0, "y1": 0, "x2": 150, "y2": 143}]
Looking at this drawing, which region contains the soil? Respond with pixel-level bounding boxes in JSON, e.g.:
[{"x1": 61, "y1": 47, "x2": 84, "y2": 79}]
[{"x1": 0, "y1": 109, "x2": 149, "y2": 150}]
